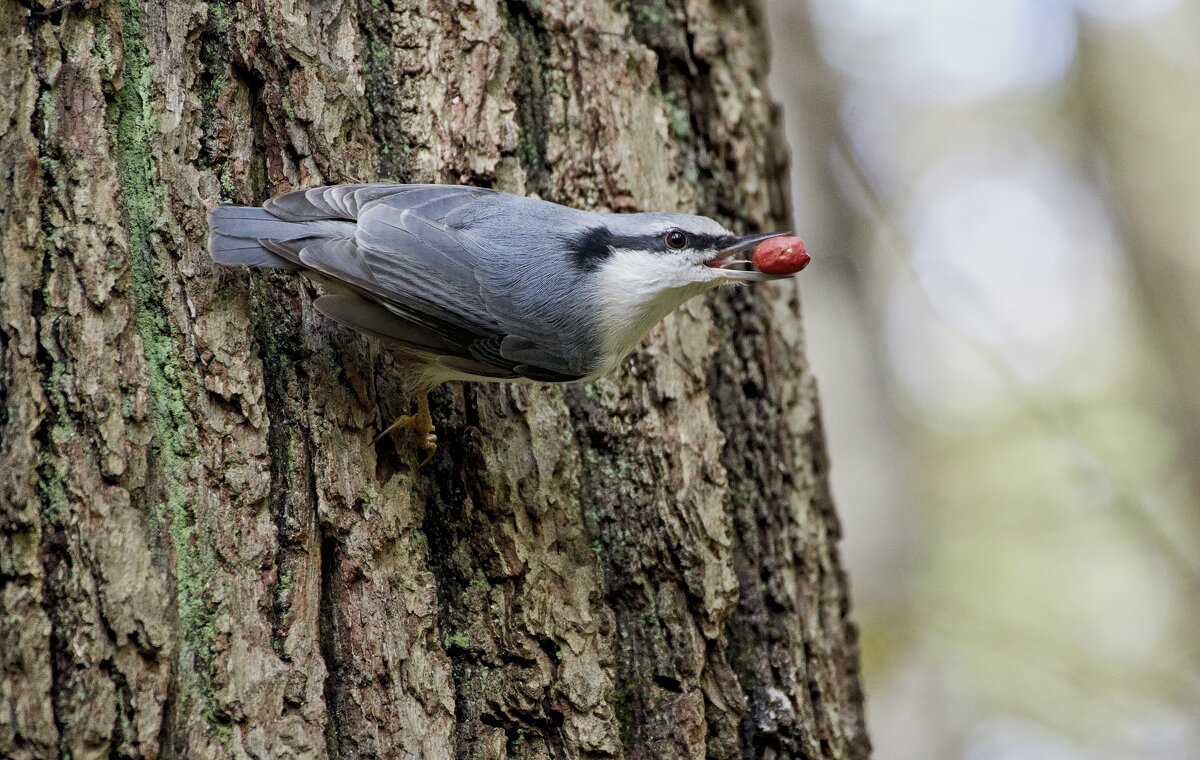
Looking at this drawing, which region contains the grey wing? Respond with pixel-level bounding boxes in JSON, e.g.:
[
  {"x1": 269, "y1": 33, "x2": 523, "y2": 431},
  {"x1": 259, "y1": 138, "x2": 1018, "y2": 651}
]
[
  {"x1": 264, "y1": 183, "x2": 478, "y2": 221},
  {"x1": 268, "y1": 184, "x2": 588, "y2": 382}
]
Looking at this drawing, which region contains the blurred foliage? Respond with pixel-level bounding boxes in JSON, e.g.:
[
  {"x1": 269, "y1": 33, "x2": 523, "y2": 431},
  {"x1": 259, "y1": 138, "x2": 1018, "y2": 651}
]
[{"x1": 765, "y1": 1, "x2": 1200, "y2": 758}]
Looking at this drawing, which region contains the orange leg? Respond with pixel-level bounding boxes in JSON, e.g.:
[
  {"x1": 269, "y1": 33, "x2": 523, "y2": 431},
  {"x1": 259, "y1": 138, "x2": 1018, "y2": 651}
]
[{"x1": 375, "y1": 392, "x2": 437, "y2": 467}]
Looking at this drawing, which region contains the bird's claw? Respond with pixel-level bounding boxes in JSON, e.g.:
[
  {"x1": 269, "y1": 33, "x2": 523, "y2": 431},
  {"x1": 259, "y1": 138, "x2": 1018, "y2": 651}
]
[
  {"x1": 417, "y1": 432, "x2": 437, "y2": 468},
  {"x1": 376, "y1": 393, "x2": 438, "y2": 468}
]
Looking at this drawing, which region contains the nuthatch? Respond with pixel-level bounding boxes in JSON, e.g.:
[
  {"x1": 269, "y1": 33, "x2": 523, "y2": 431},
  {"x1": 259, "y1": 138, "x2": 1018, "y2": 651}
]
[{"x1": 207, "y1": 184, "x2": 801, "y2": 463}]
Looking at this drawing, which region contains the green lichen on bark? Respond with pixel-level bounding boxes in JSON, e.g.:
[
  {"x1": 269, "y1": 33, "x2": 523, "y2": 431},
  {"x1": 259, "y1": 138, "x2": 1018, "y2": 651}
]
[
  {"x1": 107, "y1": 0, "x2": 226, "y2": 740},
  {"x1": 502, "y1": 0, "x2": 555, "y2": 194},
  {"x1": 355, "y1": 0, "x2": 417, "y2": 180}
]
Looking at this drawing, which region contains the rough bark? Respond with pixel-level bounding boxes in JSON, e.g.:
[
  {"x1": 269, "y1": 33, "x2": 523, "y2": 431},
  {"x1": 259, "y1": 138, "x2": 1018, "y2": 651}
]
[{"x1": 0, "y1": 0, "x2": 868, "y2": 758}]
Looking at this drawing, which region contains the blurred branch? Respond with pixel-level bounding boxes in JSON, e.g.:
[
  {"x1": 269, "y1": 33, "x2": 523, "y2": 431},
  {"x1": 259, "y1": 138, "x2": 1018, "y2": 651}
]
[{"x1": 1073, "y1": 17, "x2": 1200, "y2": 538}]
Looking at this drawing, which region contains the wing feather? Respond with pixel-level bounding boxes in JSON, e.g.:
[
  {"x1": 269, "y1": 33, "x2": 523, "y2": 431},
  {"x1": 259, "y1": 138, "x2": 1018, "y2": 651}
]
[
  {"x1": 299, "y1": 240, "x2": 484, "y2": 346},
  {"x1": 260, "y1": 184, "x2": 588, "y2": 381},
  {"x1": 313, "y1": 294, "x2": 460, "y2": 353}
]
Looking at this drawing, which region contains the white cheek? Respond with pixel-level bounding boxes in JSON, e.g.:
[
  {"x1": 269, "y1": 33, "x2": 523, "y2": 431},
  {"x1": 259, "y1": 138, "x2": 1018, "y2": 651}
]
[{"x1": 591, "y1": 249, "x2": 715, "y2": 369}]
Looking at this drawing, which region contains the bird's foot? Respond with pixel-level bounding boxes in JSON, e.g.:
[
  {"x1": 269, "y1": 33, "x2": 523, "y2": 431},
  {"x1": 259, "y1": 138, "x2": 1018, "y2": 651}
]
[{"x1": 375, "y1": 393, "x2": 437, "y2": 467}]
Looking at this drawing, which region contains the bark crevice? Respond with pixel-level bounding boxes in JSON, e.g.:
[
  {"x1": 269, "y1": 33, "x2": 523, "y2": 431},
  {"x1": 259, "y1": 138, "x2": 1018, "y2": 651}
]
[
  {"x1": 30, "y1": 20, "x2": 71, "y2": 757},
  {"x1": 317, "y1": 530, "x2": 343, "y2": 759}
]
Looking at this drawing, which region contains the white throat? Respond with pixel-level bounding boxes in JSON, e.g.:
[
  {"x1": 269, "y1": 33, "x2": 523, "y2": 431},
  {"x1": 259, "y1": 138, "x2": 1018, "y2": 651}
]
[{"x1": 590, "y1": 248, "x2": 715, "y2": 374}]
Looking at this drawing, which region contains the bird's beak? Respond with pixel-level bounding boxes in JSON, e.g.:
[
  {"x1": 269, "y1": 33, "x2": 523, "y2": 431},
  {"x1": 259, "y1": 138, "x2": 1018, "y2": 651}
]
[{"x1": 704, "y1": 231, "x2": 793, "y2": 281}]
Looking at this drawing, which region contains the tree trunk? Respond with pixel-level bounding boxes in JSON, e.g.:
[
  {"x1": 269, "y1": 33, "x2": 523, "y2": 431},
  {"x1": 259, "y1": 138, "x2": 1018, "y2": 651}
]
[{"x1": 0, "y1": 0, "x2": 868, "y2": 758}]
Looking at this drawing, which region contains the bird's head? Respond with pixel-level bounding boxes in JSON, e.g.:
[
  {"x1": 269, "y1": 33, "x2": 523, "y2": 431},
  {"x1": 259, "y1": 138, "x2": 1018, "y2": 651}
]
[
  {"x1": 560, "y1": 212, "x2": 801, "y2": 369},
  {"x1": 565, "y1": 211, "x2": 795, "y2": 290}
]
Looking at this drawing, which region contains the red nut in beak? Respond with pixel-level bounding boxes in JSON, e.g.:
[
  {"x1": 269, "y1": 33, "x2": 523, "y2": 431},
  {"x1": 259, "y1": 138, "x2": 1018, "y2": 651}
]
[{"x1": 752, "y1": 236, "x2": 809, "y2": 275}]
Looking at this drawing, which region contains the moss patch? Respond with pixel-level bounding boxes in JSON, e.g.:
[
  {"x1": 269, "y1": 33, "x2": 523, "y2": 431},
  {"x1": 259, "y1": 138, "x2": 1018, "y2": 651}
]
[
  {"x1": 107, "y1": 0, "x2": 226, "y2": 740},
  {"x1": 355, "y1": 0, "x2": 417, "y2": 179},
  {"x1": 502, "y1": 0, "x2": 555, "y2": 195}
]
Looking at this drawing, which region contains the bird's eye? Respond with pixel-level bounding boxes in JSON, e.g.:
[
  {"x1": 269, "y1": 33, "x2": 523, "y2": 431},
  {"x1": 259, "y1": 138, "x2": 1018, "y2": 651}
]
[{"x1": 665, "y1": 230, "x2": 688, "y2": 250}]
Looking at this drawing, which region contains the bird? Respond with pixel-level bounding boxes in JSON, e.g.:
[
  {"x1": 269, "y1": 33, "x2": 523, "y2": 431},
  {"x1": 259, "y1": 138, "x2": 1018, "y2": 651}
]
[{"x1": 207, "y1": 184, "x2": 802, "y2": 465}]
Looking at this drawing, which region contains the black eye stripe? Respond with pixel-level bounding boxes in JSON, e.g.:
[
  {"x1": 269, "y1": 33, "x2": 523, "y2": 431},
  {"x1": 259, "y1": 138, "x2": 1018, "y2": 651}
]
[
  {"x1": 686, "y1": 232, "x2": 737, "y2": 251},
  {"x1": 566, "y1": 227, "x2": 739, "y2": 272},
  {"x1": 566, "y1": 227, "x2": 620, "y2": 272},
  {"x1": 663, "y1": 231, "x2": 736, "y2": 252}
]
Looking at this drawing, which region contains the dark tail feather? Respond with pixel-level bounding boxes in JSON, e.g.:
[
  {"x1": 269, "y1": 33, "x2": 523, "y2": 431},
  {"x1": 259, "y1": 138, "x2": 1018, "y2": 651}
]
[{"x1": 206, "y1": 205, "x2": 305, "y2": 269}]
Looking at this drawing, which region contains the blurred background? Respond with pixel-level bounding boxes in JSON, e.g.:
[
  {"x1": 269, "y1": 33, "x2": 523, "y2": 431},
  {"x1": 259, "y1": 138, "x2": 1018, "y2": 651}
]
[{"x1": 763, "y1": 1, "x2": 1200, "y2": 758}]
